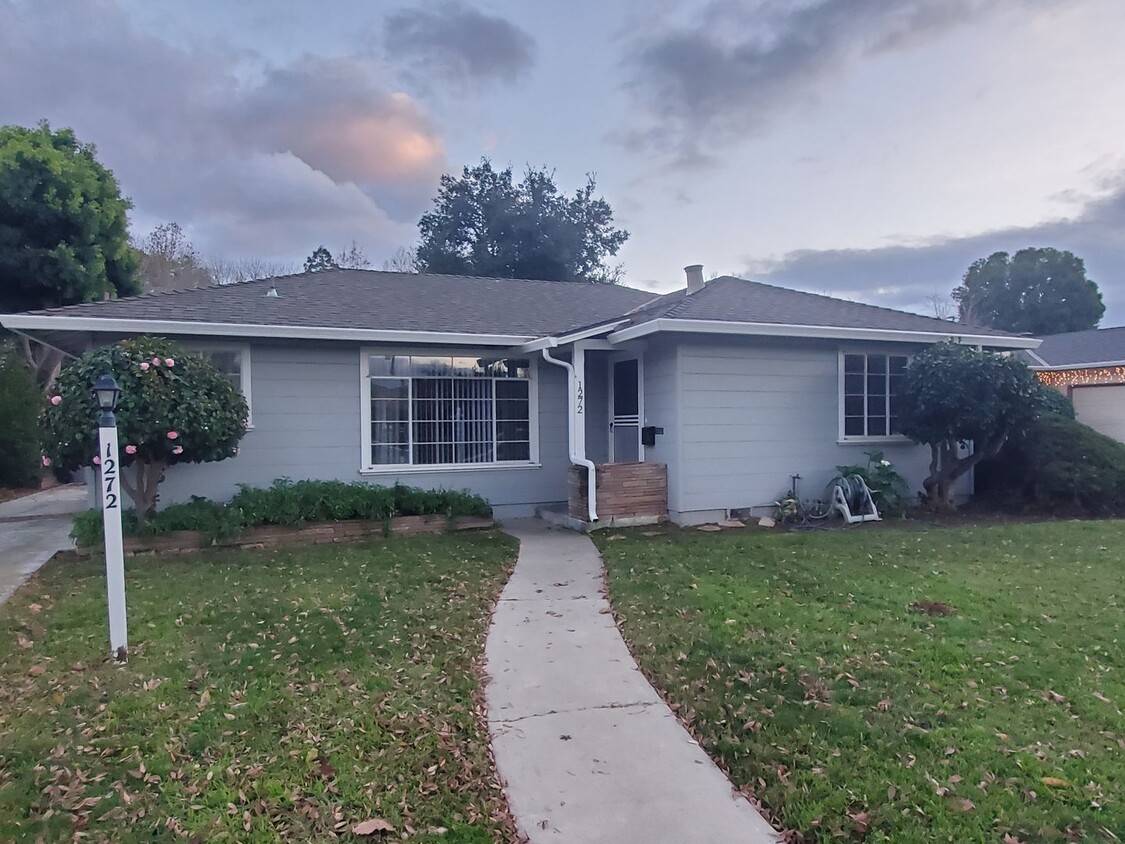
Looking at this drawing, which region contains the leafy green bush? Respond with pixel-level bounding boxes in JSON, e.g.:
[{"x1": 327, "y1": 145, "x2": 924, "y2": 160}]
[
  {"x1": 836, "y1": 451, "x2": 911, "y2": 516},
  {"x1": 40, "y1": 336, "x2": 247, "y2": 515},
  {"x1": 0, "y1": 349, "x2": 41, "y2": 488},
  {"x1": 978, "y1": 410, "x2": 1125, "y2": 516},
  {"x1": 71, "y1": 479, "x2": 493, "y2": 546}
]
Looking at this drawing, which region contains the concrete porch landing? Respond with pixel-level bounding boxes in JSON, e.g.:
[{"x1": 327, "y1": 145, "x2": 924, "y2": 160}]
[{"x1": 485, "y1": 518, "x2": 777, "y2": 843}]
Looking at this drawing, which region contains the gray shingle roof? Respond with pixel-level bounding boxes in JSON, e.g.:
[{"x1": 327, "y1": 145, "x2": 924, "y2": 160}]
[
  {"x1": 623, "y1": 276, "x2": 1020, "y2": 337},
  {"x1": 5, "y1": 269, "x2": 1028, "y2": 342},
  {"x1": 1025, "y1": 326, "x2": 1125, "y2": 367},
  {"x1": 18, "y1": 269, "x2": 660, "y2": 337}
]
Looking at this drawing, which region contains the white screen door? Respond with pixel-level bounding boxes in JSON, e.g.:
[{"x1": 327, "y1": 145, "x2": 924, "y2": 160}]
[{"x1": 609, "y1": 357, "x2": 641, "y2": 463}]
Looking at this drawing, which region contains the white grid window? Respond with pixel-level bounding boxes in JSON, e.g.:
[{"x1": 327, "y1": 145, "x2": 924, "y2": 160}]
[
  {"x1": 186, "y1": 344, "x2": 252, "y2": 426},
  {"x1": 365, "y1": 354, "x2": 532, "y2": 467},
  {"x1": 841, "y1": 353, "x2": 907, "y2": 438}
]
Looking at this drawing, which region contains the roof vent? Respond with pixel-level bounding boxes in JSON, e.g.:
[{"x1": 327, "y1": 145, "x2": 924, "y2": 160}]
[
  {"x1": 684, "y1": 264, "x2": 705, "y2": 294},
  {"x1": 264, "y1": 287, "x2": 280, "y2": 298}
]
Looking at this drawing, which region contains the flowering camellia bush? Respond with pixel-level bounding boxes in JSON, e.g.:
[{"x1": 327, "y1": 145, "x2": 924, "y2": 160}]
[{"x1": 40, "y1": 336, "x2": 248, "y2": 518}]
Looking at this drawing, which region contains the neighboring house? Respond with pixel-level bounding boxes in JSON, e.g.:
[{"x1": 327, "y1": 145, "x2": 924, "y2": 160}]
[
  {"x1": 0, "y1": 266, "x2": 1038, "y2": 525},
  {"x1": 1025, "y1": 326, "x2": 1125, "y2": 443}
]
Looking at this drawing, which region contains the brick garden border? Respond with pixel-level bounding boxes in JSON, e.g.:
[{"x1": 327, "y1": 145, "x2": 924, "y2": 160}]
[{"x1": 72, "y1": 515, "x2": 494, "y2": 557}]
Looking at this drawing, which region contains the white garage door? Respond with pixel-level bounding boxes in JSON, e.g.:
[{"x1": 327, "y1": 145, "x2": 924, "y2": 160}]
[{"x1": 1072, "y1": 385, "x2": 1125, "y2": 444}]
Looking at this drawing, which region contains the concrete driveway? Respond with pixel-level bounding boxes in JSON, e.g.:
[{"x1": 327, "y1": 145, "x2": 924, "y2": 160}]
[{"x1": 0, "y1": 486, "x2": 86, "y2": 605}]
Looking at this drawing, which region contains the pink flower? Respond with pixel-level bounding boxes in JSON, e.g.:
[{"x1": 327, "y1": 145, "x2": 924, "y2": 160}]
[
  {"x1": 167, "y1": 431, "x2": 179, "y2": 440},
  {"x1": 140, "y1": 362, "x2": 150, "y2": 371},
  {"x1": 125, "y1": 445, "x2": 137, "y2": 455},
  {"x1": 50, "y1": 395, "x2": 62, "y2": 406},
  {"x1": 92, "y1": 456, "x2": 101, "y2": 466},
  {"x1": 41, "y1": 455, "x2": 51, "y2": 467},
  {"x1": 152, "y1": 357, "x2": 161, "y2": 366},
  {"x1": 164, "y1": 358, "x2": 175, "y2": 367},
  {"x1": 172, "y1": 446, "x2": 184, "y2": 455}
]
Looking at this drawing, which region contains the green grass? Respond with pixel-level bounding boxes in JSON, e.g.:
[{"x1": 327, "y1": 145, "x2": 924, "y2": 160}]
[
  {"x1": 596, "y1": 522, "x2": 1124, "y2": 843},
  {"x1": 0, "y1": 533, "x2": 519, "y2": 843}
]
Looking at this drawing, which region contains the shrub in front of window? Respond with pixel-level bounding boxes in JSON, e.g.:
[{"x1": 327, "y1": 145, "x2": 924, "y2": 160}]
[
  {"x1": 40, "y1": 336, "x2": 248, "y2": 519},
  {"x1": 897, "y1": 342, "x2": 1042, "y2": 511},
  {"x1": 0, "y1": 346, "x2": 42, "y2": 488}
]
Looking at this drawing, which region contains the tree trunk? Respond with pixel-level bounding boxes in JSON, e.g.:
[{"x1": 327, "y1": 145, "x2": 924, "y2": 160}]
[
  {"x1": 119, "y1": 460, "x2": 166, "y2": 521},
  {"x1": 19, "y1": 336, "x2": 63, "y2": 390},
  {"x1": 921, "y1": 435, "x2": 1009, "y2": 512}
]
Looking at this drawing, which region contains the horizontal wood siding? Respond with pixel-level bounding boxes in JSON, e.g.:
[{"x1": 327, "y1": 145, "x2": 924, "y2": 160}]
[
  {"x1": 641, "y1": 338, "x2": 681, "y2": 511},
  {"x1": 157, "y1": 340, "x2": 569, "y2": 514},
  {"x1": 676, "y1": 337, "x2": 939, "y2": 514}
]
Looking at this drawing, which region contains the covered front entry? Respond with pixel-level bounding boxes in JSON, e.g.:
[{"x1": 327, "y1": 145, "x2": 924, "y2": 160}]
[{"x1": 609, "y1": 355, "x2": 642, "y2": 463}]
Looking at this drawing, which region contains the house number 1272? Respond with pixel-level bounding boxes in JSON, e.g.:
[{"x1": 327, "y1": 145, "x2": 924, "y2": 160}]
[{"x1": 102, "y1": 443, "x2": 119, "y2": 510}]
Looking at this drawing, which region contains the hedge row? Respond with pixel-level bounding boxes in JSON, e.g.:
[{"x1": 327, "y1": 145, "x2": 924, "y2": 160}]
[{"x1": 71, "y1": 478, "x2": 492, "y2": 546}]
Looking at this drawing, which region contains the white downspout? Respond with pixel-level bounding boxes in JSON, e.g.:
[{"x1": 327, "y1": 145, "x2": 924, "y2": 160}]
[{"x1": 541, "y1": 345, "x2": 598, "y2": 522}]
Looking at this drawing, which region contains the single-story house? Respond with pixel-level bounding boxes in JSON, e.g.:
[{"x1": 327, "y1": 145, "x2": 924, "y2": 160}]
[
  {"x1": 1, "y1": 266, "x2": 1039, "y2": 525},
  {"x1": 1026, "y1": 326, "x2": 1125, "y2": 443}
]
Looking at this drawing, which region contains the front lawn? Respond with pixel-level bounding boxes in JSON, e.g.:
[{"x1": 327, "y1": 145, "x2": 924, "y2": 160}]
[
  {"x1": 597, "y1": 522, "x2": 1123, "y2": 843},
  {"x1": 0, "y1": 533, "x2": 518, "y2": 842}
]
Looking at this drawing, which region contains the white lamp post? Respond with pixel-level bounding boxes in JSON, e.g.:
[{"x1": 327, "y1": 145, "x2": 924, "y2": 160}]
[{"x1": 93, "y1": 374, "x2": 128, "y2": 662}]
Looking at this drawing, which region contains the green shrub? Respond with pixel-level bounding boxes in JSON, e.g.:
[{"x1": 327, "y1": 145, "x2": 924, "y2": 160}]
[
  {"x1": 71, "y1": 478, "x2": 493, "y2": 546},
  {"x1": 836, "y1": 451, "x2": 911, "y2": 516},
  {"x1": 978, "y1": 411, "x2": 1125, "y2": 515},
  {"x1": 0, "y1": 349, "x2": 41, "y2": 488}
]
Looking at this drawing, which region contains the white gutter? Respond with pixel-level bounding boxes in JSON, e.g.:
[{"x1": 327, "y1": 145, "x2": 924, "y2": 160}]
[
  {"x1": 0, "y1": 314, "x2": 533, "y2": 347},
  {"x1": 518, "y1": 319, "x2": 630, "y2": 353},
  {"x1": 606, "y1": 317, "x2": 1043, "y2": 349},
  {"x1": 1029, "y1": 358, "x2": 1125, "y2": 371},
  {"x1": 540, "y1": 345, "x2": 597, "y2": 522}
]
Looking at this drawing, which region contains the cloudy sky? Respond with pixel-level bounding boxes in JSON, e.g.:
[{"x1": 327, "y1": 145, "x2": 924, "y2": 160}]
[{"x1": 3, "y1": 0, "x2": 1124, "y2": 320}]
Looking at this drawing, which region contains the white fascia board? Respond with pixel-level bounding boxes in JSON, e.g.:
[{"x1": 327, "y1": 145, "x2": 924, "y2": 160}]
[
  {"x1": 0, "y1": 314, "x2": 533, "y2": 347},
  {"x1": 1029, "y1": 359, "x2": 1125, "y2": 371},
  {"x1": 517, "y1": 319, "x2": 630, "y2": 353},
  {"x1": 607, "y1": 318, "x2": 1043, "y2": 349}
]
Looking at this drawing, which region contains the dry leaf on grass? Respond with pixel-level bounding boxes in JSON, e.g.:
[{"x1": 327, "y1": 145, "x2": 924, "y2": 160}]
[{"x1": 353, "y1": 818, "x2": 394, "y2": 835}]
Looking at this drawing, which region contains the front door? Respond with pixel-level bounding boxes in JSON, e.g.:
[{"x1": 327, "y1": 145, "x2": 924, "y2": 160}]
[{"x1": 609, "y1": 357, "x2": 642, "y2": 463}]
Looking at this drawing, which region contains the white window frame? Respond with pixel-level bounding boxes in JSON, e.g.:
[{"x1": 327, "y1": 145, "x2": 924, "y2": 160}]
[
  {"x1": 359, "y1": 348, "x2": 540, "y2": 474},
  {"x1": 837, "y1": 349, "x2": 910, "y2": 444},
  {"x1": 181, "y1": 341, "x2": 253, "y2": 428}
]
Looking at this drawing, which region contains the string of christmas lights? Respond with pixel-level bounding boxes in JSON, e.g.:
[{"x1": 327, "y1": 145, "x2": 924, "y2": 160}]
[{"x1": 1036, "y1": 367, "x2": 1125, "y2": 388}]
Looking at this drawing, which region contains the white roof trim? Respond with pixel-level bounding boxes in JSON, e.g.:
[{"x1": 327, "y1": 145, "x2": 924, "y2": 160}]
[
  {"x1": 1029, "y1": 358, "x2": 1125, "y2": 371},
  {"x1": 517, "y1": 319, "x2": 630, "y2": 352},
  {"x1": 0, "y1": 314, "x2": 534, "y2": 347},
  {"x1": 607, "y1": 317, "x2": 1042, "y2": 349}
]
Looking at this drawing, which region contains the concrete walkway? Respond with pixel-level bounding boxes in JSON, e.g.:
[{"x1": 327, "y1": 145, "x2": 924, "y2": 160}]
[
  {"x1": 486, "y1": 519, "x2": 778, "y2": 843},
  {"x1": 0, "y1": 486, "x2": 85, "y2": 605}
]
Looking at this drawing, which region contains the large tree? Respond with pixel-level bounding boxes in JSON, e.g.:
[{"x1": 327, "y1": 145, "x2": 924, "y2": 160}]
[
  {"x1": 304, "y1": 245, "x2": 338, "y2": 273},
  {"x1": 415, "y1": 159, "x2": 629, "y2": 283},
  {"x1": 953, "y1": 248, "x2": 1104, "y2": 334},
  {"x1": 135, "y1": 222, "x2": 214, "y2": 292},
  {"x1": 898, "y1": 342, "x2": 1044, "y2": 511},
  {"x1": 0, "y1": 122, "x2": 140, "y2": 385},
  {"x1": 0, "y1": 122, "x2": 139, "y2": 311}
]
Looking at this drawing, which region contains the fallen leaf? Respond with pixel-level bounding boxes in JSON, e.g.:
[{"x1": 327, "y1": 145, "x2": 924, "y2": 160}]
[
  {"x1": 1040, "y1": 777, "x2": 1069, "y2": 788},
  {"x1": 28, "y1": 603, "x2": 42, "y2": 613},
  {"x1": 17, "y1": 635, "x2": 33, "y2": 649},
  {"x1": 353, "y1": 818, "x2": 394, "y2": 835},
  {"x1": 28, "y1": 664, "x2": 46, "y2": 676}
]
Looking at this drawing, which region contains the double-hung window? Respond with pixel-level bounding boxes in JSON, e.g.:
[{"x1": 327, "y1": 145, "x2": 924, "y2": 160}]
[
  {"x1": 184, "y1": 343, "x2": 252, "y2": 426},
  {"x1": 364, "y1": 353, "x2": 535, "y2": 468},
  {"x1": 841, "y1": 352, "x2": 907, "y2": 439}
]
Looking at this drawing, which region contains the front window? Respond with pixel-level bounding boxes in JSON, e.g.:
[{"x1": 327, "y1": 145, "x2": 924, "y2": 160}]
[
  {"x1": 841, "y1": 353, "x2": 907, "y2": 438},
  {"x1": 365, "y1": 354, "x2": 533, "y2": 467}
]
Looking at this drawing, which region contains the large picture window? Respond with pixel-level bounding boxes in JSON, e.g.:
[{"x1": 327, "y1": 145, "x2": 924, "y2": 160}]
[
  {"x1": 364, "y1": 354, "x2": 534, "y2": 468},
  {"x1": 841, "y1": 352, "x2": 907, "y2": 438}
]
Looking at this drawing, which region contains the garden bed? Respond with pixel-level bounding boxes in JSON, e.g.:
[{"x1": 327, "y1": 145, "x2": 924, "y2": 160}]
[{"x1": 73, "y1": 514, "x2": 494, "y2": 556}]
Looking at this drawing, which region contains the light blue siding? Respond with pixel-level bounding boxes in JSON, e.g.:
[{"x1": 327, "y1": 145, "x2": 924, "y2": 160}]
[
  {"x1": 671, "y1": 336, "x2": 948, "y2": 523},
  {"x1": 157, "y1": 341, "x2": 570, "y2": 517},
  {"x1": 640, "y1": 338, "x2": 680, "y2": 509}
]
